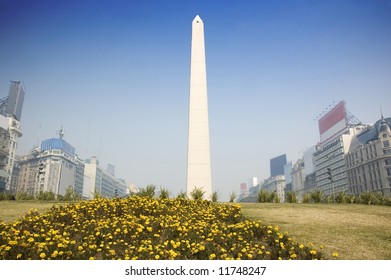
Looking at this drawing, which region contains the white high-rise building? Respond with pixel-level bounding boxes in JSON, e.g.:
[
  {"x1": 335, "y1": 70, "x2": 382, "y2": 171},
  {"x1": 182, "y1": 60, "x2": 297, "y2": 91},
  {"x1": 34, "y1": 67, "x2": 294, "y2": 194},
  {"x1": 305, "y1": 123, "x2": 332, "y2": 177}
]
[
  {"x1": 83, "y1": 156, "x2": 126, "y2": 199},
  {"x1": 186, "y1": 15, "x2": 212, "y2": 200}
]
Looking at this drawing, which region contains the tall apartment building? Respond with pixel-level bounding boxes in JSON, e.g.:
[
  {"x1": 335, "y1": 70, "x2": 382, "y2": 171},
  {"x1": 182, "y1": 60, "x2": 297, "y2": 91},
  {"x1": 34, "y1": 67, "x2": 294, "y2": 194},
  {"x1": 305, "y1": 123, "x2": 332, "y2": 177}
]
[
  {"x1": 346, "y1": 117, "x2": 391, "y2": 196},
  {"x1": 314, "y1": 101, "x2": 365, "y2": 196},
  {"x1": 314, "y1": 126, "x2": 366, "y2": 196},
  {"x1": 0, "y1": 81, "x2": 25, "y2": 192}
]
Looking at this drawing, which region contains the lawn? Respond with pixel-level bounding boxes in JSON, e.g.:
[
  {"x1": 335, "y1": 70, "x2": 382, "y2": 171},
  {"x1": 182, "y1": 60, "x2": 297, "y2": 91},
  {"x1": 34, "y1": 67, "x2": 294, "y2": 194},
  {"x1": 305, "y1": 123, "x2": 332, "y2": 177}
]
[
  {"x1": 240, "y1": 203, "x2": 391, "y2": 260},
  {"x1": 0, "y1": 200, "x2": 67, "y2": 224},
  {"x1": 1, "y1": 200, "x2": 390, "y2": 260}
]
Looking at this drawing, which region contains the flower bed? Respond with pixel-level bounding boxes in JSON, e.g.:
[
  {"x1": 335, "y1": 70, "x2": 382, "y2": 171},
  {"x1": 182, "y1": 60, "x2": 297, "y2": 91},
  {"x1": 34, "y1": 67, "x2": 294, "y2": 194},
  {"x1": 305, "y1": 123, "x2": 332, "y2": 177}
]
[{"x1": 0, "y1": 196, "x2": 328, "y2": 260}]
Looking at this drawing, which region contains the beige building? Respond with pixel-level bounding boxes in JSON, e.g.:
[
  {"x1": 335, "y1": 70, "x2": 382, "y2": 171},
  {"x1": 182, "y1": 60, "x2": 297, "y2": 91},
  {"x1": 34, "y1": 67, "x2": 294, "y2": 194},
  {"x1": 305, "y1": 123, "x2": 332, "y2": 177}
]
[
  {"x1": 346, "y1": 117, "x2": 391, "y2": 196},
  {"x1": 261, "y1": 175, "x2": 286, "y2": 202}
]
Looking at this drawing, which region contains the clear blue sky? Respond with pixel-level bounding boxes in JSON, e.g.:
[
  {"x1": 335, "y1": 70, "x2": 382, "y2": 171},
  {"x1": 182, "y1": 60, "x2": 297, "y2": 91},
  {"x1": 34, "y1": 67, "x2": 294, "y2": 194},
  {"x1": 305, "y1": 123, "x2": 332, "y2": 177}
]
[{"x1": 1, "y1": 0, "x2": 390, "y2": 201}]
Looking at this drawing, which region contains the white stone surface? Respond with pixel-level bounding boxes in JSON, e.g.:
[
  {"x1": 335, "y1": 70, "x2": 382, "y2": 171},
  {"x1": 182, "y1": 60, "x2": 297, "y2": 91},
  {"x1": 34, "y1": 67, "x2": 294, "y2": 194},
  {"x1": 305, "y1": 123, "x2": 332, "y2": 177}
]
[{"x1": 186, "y1": 15, "x2": 212, "y2": 200}]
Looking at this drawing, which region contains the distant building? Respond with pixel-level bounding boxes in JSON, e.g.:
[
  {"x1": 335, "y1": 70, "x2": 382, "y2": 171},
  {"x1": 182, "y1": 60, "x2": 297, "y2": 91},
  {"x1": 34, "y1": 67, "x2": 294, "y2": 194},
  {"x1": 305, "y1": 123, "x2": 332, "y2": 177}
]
[
  {"x1": 270, "y1": 154, "x2": 287, "y2": 177},
  {"x1": 106, "y1": 163, "x2": 115, "y2": 176},
  {"x1": 239, "y1": 183, "x2": 248, "y2": 200},
  {"x1": 292, "y1": 158, "x2": 305, "y2": 196},
  {"x1": 5, "y1": 81, "x2": 25, "y2": 121},
  {"x1": 284, "y1": 161, "x2": 292, "y2": 192},
  {"x1": 83, "y1": 156, "x2": 126, "y2": 199},
  {"x1": 261, "y1": 175, "x2": 286, "y2": 202},
  {"x1": 346, "y1": 117, "x2": 391, "y2": 196}
]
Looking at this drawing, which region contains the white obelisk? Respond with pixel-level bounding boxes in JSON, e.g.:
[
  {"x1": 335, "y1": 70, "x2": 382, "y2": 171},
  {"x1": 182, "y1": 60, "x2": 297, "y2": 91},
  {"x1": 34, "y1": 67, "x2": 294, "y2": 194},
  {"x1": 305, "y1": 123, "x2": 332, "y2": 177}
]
[{"x1": 186, "y1": 15, "x2": 212, "y2": 200}]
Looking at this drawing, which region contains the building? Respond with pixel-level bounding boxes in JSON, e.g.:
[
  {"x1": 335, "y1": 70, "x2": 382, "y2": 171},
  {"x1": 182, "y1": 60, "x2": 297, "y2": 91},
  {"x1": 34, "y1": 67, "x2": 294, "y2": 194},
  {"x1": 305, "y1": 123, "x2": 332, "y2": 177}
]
[
  {"x1": 290, "y1": 147, "x2": 316, "y2": 200},
  {"x1": 346, "y1": 117, "x2": 391, "y2": 196},
  {"x1": 314, "y1": 127, "x2": 366, "y2": 196},
  {"x1": 187, "y1": 15, "x2": 212, "y2": 199},
  {"x1": 261, "y1": 175, "x2": 286, "y2": 202},
  {"x1": 0, "y1": 114, "x2": 22, "y2": 192},
  {"x1": 314, "y1": 101, "x2": 365, "y2": 196},
  {"x1": 284, "y1": 161, "x2": 293, "y2": 192},
  {"x1": 5, "y1": 81, "x2": 25, "y2": 121},
  {"x1": 0, "y1": 81, "x2": 25, "y2": 193},
  {"x1": 83, "y1": 156, "x2": 127, "y2": 199},
  {"x1": 17, "y1": 151, "x2": 40, "y2": 196},
  {"x1": 291, "y1": 158, "x2": 305, "y2": 195},
  {"x1": 17, "y1": 136, "x2": 83, "y2": 197},
  {"x1": 270, "y1": 154, "x2": 287, "y2": 177}
]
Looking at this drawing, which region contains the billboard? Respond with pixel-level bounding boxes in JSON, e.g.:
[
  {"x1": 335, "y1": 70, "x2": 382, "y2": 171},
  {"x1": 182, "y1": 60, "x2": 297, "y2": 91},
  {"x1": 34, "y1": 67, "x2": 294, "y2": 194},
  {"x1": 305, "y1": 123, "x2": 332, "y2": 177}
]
[{"x1": 318, "y1": 101, "x2": 347, "y2": 143}]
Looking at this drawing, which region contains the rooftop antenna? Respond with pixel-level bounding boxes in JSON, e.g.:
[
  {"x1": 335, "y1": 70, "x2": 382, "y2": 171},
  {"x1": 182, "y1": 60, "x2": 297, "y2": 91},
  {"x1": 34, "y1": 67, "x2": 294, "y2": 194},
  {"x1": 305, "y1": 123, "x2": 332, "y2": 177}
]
[{"x1": 56, "y1": 126, "x2": 65, "y2": 139}]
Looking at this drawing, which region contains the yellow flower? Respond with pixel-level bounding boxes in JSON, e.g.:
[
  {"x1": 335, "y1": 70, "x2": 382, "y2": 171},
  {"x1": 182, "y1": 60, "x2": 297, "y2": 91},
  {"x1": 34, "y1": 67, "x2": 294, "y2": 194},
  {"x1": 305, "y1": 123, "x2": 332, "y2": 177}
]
[
  {"x1": 209, "y1": 253, "x2": 216, "y2": 259},
  {"x1": 39, "y1": 253, "x2": 46, "y2": 259},
  {"x1": 332, "y1": 252, "x2": 339, "y2": 258},
  {"x1": 155, "y1": 255, "x2": 160, "y2": 260},
  {"x1": 78, "y1": 246, "x2": 84, "y2": 251}
]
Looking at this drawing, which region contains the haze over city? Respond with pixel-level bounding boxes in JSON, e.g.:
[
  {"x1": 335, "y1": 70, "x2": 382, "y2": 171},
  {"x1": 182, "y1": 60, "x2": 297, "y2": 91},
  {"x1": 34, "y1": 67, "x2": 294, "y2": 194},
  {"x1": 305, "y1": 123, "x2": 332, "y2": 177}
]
[{"x1": 1, "y1": 0, "x2": 390, "y2": 201}]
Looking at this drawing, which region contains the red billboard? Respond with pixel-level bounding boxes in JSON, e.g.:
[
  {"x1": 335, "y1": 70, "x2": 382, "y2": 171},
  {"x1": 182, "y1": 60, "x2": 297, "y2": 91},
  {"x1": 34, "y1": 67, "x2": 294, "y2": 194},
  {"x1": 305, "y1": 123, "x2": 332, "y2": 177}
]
[{"x1": 318, "y1": 101, "x2": 347, "y2": 143}]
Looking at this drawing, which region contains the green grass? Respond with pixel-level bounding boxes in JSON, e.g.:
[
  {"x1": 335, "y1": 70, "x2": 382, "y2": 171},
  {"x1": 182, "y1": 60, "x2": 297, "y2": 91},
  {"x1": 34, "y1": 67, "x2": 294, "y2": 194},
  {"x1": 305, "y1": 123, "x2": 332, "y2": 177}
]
[
  {"x1": 0, "y1": 200, "x2": 68, "y2": 224},
  {"x1": 240, "y1": 203, "x2": 391, "y2": 260},
  {"x1": 1, "y1": 200, "x2": 390, "y2": 259}
]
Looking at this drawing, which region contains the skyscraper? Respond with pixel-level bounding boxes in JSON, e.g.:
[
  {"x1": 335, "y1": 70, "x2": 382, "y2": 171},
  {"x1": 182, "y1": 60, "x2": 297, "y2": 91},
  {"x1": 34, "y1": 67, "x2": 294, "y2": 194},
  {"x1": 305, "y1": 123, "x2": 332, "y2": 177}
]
[
  {"x1": 270, "y1": 154, "x2": 287, "y2": 177},
  {"x1": 186, "y1": 15, "x2": 212, "y2": 200},
  {"x1": 6, "y1": 81, "x2": 25, "y2": 121}
]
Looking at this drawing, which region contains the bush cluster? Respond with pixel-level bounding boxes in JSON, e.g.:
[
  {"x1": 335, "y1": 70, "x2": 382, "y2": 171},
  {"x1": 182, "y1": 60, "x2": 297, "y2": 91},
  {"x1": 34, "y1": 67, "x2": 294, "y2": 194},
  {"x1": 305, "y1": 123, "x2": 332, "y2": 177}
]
[
  {"x1": 286, "y1": 190, "x2": 391, "y2": 206},
  {"x1": 0, "y1": 187, "x2": 81, "y2": 202},
  {"x1": 0, "y1": 196, "x2": 331, "y2": 260}
]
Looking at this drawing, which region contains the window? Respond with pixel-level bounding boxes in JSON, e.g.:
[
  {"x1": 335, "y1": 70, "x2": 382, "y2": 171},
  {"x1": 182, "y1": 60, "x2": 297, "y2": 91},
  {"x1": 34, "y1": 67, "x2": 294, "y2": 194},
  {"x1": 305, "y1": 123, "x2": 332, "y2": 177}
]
[
  {"x1": 384, "y1": 140, "x2": 390, "y2": 148},
  {"x1": 386, "y1": 159, "x2": 391, "y2": 166},
  {"x1": 384, "y1": 149, "x2": 391, "y2": 155}
]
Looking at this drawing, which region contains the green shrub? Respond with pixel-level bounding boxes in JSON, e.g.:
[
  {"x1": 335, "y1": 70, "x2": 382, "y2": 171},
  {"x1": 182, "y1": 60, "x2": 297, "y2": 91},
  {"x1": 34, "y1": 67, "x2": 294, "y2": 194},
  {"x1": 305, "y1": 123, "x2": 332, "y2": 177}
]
[
  {"x1": 63, "y1": 186, "x2": 81, "y2": 201},
  {"x1": 158, "y1": 187, "x2": 170, "y2": 199},
  {"x1": 137, "y1": 185, "x2": 156, "y2": 198},
  {"x1": 189, "y1": 187, "x2": 205, "y2": 200},
  {"x1": 35, "y1": 191, "x2": 55, "y2": 201},
  {"x1": 302, "y1": 193, "x2": 311, "y2": 203},
  {"x1": 257, "y1": 189, "x2": 268, "y2": 203},
  {"x1": 285, "y1": 192, "x2": 298, "y2": 203},
  {"x1": 310, "y1": 190, "x2": 323, "y2": 203},
  {"x1": 176, "y1": 191, "x2": 187, "y2": 199},
  {"x1": 211, "y1": 191, "x2": 219, "y2": 202},
  {"x1": 16, "y1": 191, "x2": 34, "y2": 200},
  {"x1": 229, "y1": 191, "x2": 237, "y2": 203},
  {"x1": 335, "y1": 192, "x2": 346, "y2": 204},
  {"x1": 360, "y1": 192, "x2": 375, "y2": 205}
]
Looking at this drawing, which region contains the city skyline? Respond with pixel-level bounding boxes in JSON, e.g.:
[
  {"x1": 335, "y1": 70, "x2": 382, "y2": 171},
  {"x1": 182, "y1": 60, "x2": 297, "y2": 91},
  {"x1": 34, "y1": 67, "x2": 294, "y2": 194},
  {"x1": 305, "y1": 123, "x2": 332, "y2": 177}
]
[{"x1": 1, "y1": 0, "x2": 390, "y2": 201}]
